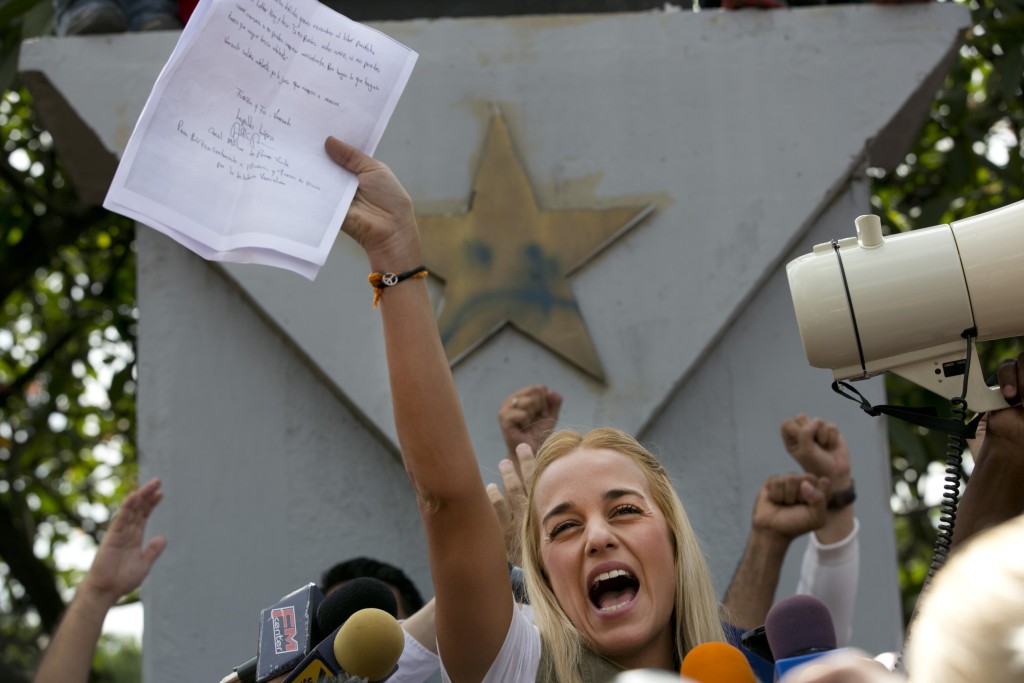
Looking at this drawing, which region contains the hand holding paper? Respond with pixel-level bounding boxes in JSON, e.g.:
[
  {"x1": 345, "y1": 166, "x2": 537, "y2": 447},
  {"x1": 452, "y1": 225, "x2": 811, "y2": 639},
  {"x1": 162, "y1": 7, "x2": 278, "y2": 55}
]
[{"x1": 104, "y1": 0, "x2": 417, "y2": 279}]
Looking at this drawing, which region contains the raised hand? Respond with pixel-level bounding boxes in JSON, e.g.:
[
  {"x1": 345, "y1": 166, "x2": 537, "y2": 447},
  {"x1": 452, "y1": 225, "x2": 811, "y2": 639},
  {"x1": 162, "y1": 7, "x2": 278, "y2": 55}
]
[
  {"x1": 33, "y1": 480, "x2": 166, "y2": 683},
  {"x1": 752, "y1": 473, "x2": 831, "y2": 541},
  {"x1": 988, "y1": 352, "x2": 1024, "y2": 447},
  {"x1": 324, "y1": 136, "x2": 421, "y2": 270},
  {"x1": 486, "y1": 443, "x2": 536, "y2": 566},
  {"x1": 780, "y1": 414, "x2": 852, "y2": 492},
  {"x1": 79, "y1": 477, "x2": 167, "y2": 608},
  {"x1": 722, "y1": 472, "x2": 831, "y2": 630},
  {"x1": 952, "y1": 352, "x2": 1024, "y2": 550},
  {"x1": 497, "y1": 384, "x2": 562, "y2": 461}
]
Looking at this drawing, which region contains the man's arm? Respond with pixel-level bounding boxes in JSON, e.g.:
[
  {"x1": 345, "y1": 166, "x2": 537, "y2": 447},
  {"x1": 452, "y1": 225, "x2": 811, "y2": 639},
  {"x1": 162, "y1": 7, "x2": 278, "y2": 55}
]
[
  {"x1": 781, "y1": 414, "x2": 856, "y2": 545},
  {"x1": 782, "y1": 414, "x2": 859, "y2": 645},
  {"x1": 721, "y1": 473, "x2": 829, "y2": 630},
  {"x1": 33, "y1": 478, "x2": 166, "y2": 683},
  {"x1": 400, "y1": 597, "x2": 438, "y2": 654},
  {"x1": 951, "y1": 353, "x2": 1024, "y2": 551}
]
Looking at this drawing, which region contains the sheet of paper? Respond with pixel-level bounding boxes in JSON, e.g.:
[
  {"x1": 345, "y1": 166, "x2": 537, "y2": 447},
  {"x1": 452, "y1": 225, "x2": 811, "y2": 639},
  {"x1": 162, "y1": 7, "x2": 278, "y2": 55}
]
[{"x1": 104, "y1": 0, "x2": 418, "y2": 279}]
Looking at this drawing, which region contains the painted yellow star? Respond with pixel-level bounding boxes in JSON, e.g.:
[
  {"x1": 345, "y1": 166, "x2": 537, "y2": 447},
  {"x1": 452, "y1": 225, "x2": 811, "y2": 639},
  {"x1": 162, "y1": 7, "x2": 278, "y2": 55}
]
[{"x1": 418, "y1": 112, "x2": 653, "y2": 383}]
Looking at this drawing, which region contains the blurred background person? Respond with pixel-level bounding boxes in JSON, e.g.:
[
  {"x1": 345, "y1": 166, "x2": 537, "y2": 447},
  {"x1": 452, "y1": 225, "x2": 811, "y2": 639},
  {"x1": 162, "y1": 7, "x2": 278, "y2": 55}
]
[
  {"x1": 54, "y1": 0, "x2": 180, "y2": 36},
  {"x1": 320, "y1": 556, "x2": 425, "y2": 620}
]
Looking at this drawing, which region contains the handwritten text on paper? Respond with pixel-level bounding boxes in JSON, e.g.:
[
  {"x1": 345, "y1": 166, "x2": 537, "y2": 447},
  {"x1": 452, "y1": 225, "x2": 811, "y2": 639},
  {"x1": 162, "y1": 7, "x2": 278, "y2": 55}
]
[{"x1": 171, "y1": 0, "x2": 391, "y2": 194}]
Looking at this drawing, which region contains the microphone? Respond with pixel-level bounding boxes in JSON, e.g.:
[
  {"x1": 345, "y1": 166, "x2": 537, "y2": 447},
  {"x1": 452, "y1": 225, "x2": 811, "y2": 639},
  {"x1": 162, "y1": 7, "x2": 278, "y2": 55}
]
[
  {"x1": 333, "y1": 607, "x2": 406, "y2": 680},
  {"x1": 282, "y1": 577, "x2": 402, "y2": 683},
  {"x1": 283, "y1": 607, "x2": 405, "y2": 683},
  {"x1": 255, "y1": 583, "x2": 327, "y2": 682},
  {"x1": 739, "y1": 625, "x2": 774, "y2": 663},
  {"x1": 221, "y1": 576, "x2": 397, "y2": 683},
  {"x1": 765, "y1": 595, "x2": 843, "y2": 680},
  {"x1": 317, "y1": 576, "x2": 398, "y2": 628},
  {"x1": 679, "y1": 642, "x2": 756, "y2": 683},
  {"x1": 221, "y1": 583, "x2": 326, "y2": 683}
]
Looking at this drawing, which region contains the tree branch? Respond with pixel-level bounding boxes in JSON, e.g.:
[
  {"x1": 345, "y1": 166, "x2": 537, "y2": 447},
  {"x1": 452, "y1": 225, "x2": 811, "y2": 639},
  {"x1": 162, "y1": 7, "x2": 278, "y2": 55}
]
[{"x1": 0, "y1": 498, "x2": 65, "y2": 633}]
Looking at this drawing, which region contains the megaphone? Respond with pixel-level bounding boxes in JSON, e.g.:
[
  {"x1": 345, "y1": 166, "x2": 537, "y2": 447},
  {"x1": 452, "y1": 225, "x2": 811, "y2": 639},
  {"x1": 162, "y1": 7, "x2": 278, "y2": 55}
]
[{"x1": 786, "y1": 198, "x2": 1024, "y2": 413}]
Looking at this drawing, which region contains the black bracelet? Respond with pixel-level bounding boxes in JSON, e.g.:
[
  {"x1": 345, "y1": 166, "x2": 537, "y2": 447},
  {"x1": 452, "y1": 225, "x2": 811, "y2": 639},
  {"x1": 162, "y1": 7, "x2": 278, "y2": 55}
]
[
  {"x1": 827, "y1": 479, "x2": 856, "y2": 510},
  {"x1": 378, "y1": 266, "x2": 428, "y2": 287},
  {"x1": 367, "y1": 266, "x2": 429, "y2": 308}
]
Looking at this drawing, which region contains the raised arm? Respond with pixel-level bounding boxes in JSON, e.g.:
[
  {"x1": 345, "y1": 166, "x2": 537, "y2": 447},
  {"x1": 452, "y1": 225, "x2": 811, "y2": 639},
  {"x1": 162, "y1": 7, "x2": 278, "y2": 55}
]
[
  {"x1": 33, "y1": 478, "x2": 166, "y2": 683},
  {"x1": 782, "y1": 414, "x2": 859, "y2": 646},
  {"x1": 951, "y1": 353, "x2": 1024, "y2": 551},
  {"x1": 721, "y1": 473, "x2": 829, "y2": 630},
  {"x1": 326, "y1": 137, "x2": 512, "y2": 681},
  {"x1": 780, "y1": 415, "x2": 856, "y2": 545}
]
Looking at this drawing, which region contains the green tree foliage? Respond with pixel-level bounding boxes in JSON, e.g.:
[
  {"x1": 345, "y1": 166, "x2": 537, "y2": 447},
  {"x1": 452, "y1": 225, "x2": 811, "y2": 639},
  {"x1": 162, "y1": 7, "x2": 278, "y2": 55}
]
[
  {"x1": 0, "y1": 82, "x2": 139, "y2": 678},
  {"x1": 0, "y1": 4, "x2": 140, "y2": 680},
  {"x1": 871, "y1": 0, "x2": 1023, "y2": 625},
  {"x1": 93, "y1": 635, "x2": 143, "y2": 683}
]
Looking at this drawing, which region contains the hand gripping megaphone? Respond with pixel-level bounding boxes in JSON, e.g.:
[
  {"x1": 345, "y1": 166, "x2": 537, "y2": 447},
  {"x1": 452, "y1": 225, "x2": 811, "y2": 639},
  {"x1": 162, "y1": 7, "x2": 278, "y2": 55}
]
[{"x1": 786, "y1": 198, "x2": 1024, "y2": 413}]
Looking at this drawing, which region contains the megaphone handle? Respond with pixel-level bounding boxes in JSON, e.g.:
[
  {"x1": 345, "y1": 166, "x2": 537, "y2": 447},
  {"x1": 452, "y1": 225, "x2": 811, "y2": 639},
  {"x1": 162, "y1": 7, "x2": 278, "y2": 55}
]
[
  {"x1": 964, "y1": 348, "x2": 1014, "y2": 413},
  {"x1": 967, "y1": 380, "x2": 1014, "y2": 413},
  {"x1": 889, "y1": 342, "x2": 1012, "y2": 414}
]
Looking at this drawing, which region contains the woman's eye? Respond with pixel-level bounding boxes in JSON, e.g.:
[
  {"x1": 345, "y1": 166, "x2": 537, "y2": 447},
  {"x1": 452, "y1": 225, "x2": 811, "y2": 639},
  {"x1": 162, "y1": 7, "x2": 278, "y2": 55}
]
[
  {"x1": 613, "y1": 504, "x2": 643, "y2": 517},
  {"x1": 548, "y1": 521, "x2": 575, "y2": 538}
]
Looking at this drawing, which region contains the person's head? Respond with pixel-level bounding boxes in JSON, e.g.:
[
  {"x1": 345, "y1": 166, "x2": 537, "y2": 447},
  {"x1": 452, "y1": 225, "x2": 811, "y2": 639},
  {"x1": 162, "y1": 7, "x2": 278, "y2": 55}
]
[
  {"x1": 319, "y1": 557, "x2": 424, "y2": 620},
  {"x1": 521, "y1": 428, "x2": 724, "y2": 683},
  {"x1": 905, "y1": 513, "x2": 1024, "y2": 683}
]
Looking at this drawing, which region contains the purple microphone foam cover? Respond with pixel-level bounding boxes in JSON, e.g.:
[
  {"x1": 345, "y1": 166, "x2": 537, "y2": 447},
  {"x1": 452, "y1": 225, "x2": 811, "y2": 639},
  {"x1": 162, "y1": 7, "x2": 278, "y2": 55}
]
[{"x1": 764, "y1": 594, "x2": 837, "y2": 660}]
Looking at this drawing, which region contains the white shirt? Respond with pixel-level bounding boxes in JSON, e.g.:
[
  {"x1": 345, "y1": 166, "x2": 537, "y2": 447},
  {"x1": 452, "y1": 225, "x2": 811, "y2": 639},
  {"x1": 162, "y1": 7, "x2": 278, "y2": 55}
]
[{"x1": 796, "y1": 517, "x2": 860, "y2": 646}]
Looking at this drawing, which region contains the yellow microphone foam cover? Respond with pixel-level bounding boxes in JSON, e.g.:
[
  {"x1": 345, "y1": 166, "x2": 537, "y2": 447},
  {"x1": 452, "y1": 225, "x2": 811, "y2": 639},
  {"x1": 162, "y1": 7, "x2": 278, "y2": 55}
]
[
  {"x1": 332, "y1": 608, "x2": 405, "y2": 681},
  {"x1": 679, "y1": 642, "x2": 756, "y2": 683}
]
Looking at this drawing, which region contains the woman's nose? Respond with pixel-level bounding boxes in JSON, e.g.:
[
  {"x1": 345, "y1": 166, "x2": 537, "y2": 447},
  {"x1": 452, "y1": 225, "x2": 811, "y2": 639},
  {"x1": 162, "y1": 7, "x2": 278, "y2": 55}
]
[{"x1": 586, "y1": 521, "x2": 617, "y2": 555}]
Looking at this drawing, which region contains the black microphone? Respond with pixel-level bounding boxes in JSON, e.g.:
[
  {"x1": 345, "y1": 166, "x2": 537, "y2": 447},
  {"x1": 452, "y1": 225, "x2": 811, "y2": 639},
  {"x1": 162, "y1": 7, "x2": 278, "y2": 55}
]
[
  {"x1": 764, "y1": 594, "x2": 845, "y2": 680},
  {"x1": 283, "y1": 578, "x2": 403, "y2": 683},
  {"x1": 739, "y1": 624, "x2": 773, "y2": 664},
  {"x1": 316, "y1": 576, "x2": 398, "y2": 630},
  {"x1": 221, "y1": 583, "x2": 326, "y2": 683}
]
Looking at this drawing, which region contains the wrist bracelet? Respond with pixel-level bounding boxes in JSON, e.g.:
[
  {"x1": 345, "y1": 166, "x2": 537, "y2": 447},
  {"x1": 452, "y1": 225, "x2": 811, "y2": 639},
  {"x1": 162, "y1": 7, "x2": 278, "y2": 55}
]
[
  {"x1": 827, "y1": 479, "x2": 856, "y2": 510},
  {"x1": 367, "y1": 266, "x2": 428, "y2": 308}
]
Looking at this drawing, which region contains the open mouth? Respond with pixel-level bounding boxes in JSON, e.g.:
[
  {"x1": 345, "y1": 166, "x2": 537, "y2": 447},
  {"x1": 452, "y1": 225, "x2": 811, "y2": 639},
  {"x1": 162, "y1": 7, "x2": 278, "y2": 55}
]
[{"x1": 589, "y1": 568, "x2": 640, "y2": 612}]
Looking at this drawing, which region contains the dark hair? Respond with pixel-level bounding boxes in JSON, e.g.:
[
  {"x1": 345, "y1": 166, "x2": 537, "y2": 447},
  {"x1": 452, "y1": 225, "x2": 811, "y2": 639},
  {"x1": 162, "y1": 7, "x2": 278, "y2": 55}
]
[{"x1": 319, "y1": 557, "x2": 424, "y2": 616}]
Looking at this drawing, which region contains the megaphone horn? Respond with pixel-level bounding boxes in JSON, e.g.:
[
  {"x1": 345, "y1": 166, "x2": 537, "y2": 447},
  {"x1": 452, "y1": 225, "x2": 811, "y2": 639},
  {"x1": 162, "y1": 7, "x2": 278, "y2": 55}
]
[{"x1": 786, "y1": 198, "x2": 1024, "y2": 412}]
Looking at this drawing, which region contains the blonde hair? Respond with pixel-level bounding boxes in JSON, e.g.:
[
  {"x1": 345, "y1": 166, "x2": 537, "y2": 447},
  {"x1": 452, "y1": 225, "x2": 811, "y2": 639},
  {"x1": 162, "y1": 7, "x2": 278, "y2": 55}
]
[
  {"x1": 521, "y1": 428, "x2": 725, "y2": 683},
  {"x1": 906, "y1": 514, "x2": 1024, "y2": 683}
]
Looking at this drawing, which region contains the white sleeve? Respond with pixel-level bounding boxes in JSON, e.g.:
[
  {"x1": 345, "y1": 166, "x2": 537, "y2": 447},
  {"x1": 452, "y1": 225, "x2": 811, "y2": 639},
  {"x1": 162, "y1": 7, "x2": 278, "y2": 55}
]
[
  {"x1": 386, "y1": 627, "x2": 440, "y2": 683},
  {"x1": 796, "y1": 517, "x2": 860, "y2": 647},
  {"x1": 439, "y1": 602, "x2": 541, "y2": 683}
]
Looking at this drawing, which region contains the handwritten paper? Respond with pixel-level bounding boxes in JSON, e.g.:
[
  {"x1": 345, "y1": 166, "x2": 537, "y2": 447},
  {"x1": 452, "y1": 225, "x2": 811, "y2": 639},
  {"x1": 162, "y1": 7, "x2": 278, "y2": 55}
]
[{"x1": 104, "y1": 0, "x2": 417, "y2": 279}]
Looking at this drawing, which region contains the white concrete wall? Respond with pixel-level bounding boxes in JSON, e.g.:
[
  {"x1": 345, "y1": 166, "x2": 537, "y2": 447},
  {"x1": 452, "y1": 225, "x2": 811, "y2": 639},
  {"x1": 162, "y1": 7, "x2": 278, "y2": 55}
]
[
  {"x1": 648, "y1": 175, "x2": 898, "y2": 651},
  {"x1": 20, "y1": 5, "x2": 971, "y2": 681}
]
